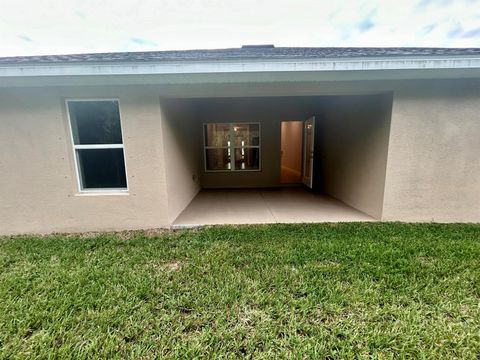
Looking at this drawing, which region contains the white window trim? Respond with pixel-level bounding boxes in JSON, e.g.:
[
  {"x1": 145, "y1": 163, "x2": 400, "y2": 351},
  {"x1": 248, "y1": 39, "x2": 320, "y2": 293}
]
[
  {"x1": 65, "y1": 98, "x2": 129, "y2": 193},
  {"x1": 203, "y1": 122, "x2": 261, "y2": 173}
]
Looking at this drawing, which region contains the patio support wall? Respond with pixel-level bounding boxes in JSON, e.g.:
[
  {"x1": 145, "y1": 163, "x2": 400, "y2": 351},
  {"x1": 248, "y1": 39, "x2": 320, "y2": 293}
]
[
  {"x1": 316, "y1": 95, "x2": 393, "y2": 219},
  {"x1": 160, "y1": 99, "x2": 202, "y2": 223},
  {"x1": 382, "y1": 80, "x2": 480, "y2": 222}
]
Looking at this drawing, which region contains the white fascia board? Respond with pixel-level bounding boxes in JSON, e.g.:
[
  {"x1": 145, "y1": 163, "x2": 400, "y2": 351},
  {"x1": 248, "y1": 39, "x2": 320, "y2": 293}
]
[{"x1": 1, "y1": 56, "x2": 480, "y2": 78}]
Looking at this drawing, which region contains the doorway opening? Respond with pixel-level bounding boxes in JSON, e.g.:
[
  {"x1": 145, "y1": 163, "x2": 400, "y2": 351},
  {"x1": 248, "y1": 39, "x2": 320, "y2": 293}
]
[{"x1": 280, "y1": 120, "x2": 303, "y2": 184}]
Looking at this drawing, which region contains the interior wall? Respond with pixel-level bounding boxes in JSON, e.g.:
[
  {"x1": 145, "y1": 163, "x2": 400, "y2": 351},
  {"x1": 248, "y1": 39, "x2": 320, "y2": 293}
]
[
  {"x1": 196, "y1": 97, "x2": 325, "y2": 188},
  {"x1": 281, "y1": 121, "x2": 303, "y2": 182},
  {"x1": 315, "y1": 94, "x2": 393, "y2": 219},
  {"x1": 160, "y1": 99, "x2": 202, "y2": 222},
  {"x1": 383, "y1": 80, "x2": 480, "y2": 222}
]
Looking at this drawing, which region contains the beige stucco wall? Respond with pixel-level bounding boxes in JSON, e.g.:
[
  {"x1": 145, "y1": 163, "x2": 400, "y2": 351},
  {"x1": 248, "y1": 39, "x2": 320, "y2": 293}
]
[
  {"x1": 317, "y1": 95, "x2": 393, "y2": 219},
  {"x1": 382, "y1": 81, "x2": 480, "y2": 222},
  {"x1": 1, "y1": 79, "x2": 479, "y2": 235},
  {"x1": 160, "y1": 100, "x2": 201, "y2": 223},
  {"x1": 0, "y1": 86, "x2": 170, "y2": 234}
]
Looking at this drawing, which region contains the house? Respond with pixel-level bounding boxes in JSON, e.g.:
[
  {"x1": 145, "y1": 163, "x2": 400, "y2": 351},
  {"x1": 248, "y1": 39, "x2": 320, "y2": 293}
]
[{"x1": 0, "y1": 46, "x2": 479, "y2": 234}]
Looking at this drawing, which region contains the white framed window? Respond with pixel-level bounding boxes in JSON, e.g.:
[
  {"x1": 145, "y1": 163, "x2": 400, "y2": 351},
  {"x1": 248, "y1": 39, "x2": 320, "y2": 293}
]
[
  {"x1": 66, "y1": 99, "x2": 128, "y2": 192},
  {"x1": 203, "y1": 123, "x2": 260, "y2": 172}
]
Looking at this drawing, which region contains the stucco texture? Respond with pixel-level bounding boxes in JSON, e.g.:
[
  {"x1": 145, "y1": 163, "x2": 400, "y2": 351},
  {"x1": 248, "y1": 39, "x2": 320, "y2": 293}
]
[
  {"x1": 0, "y1": 87, "x2": 169, "y2": 234},
  {"x1": 383, "y1": 81, "x2": 480, "y2": 222},
  {"x1": 316, "y1": 95, "x2": 393, "y2": 219},
  {"x1": 0, "y1": 79, "x2": 479, "y2": 235},
  {"x1": 160, "y1": 100, "x2": 201, "y2": 223}
]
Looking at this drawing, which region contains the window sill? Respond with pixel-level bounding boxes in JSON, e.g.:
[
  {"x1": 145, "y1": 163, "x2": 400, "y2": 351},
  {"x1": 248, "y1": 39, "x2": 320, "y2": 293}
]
[
  {"x1": 74, "y1": 191, "x2": 129, "y2": 197},
  {"x1": 204, "y1": 169, "x2": 261, "y2": 173}
]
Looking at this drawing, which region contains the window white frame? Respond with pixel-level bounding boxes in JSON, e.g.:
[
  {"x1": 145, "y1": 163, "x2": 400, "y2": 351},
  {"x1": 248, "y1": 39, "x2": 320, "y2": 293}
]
[
  {"x1": 65, "y1": 98, "x2": 129, "y2": 193},
  {"x1": 203, "y1": 122, "x2": 261, "y2": 172}
]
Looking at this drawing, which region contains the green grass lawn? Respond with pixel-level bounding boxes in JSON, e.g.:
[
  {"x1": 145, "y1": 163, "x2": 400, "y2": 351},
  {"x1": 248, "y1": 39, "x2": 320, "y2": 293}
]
[{"x1": 0, "y1": 223, "x2": 479, "y2": 359}]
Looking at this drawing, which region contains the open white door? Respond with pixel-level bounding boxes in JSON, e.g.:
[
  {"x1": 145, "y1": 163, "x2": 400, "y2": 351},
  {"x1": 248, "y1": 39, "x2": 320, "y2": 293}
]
[{"x1": 302, "y1": 116, "x2": 315, "y2": 188}]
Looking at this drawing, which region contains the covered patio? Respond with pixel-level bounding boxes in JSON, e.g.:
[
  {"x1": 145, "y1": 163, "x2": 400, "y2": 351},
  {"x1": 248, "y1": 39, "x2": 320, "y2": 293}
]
[
  {"x1": 162, "y1": 94, "x2": 392, "y2": 226},
  {"x1": 172, "y1": 188, "x2": 374, "y2": 227}
]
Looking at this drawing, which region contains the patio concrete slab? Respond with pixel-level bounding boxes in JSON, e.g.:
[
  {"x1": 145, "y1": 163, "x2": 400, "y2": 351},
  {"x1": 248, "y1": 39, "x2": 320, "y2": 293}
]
[{"x1": 173, "y1": 188, "x2": 375, "y2": 227}]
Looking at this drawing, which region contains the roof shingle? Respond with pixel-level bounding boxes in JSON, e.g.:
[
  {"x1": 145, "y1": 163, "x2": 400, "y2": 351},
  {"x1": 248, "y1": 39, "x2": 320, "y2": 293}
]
[{"x1": 1, "y1": 47, "x2": 479, "y2": 64}]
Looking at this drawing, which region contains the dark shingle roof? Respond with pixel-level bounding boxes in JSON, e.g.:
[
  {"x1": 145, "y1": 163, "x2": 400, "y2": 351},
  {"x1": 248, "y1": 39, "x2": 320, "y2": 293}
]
[{"x1": 1, "y1": 46, "x2": 480, "y2": 64}]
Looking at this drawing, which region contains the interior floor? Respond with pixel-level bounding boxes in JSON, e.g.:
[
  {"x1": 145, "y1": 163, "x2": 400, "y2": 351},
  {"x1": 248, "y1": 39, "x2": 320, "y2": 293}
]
[
  {"x1": 280, "y1": 166, "x2": 302, "y2": 183},
  {"x1": 172, "y1": 188, "x2": 375, "y2": 227}
]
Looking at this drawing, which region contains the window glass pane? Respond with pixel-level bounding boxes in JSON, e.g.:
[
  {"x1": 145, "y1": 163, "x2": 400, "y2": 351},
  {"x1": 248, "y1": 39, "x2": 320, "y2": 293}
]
[
  {"x1": 232, "y1": 124, "x2": 260, "y2": 146},
  {"x1": 234, "y1": 147, "x2": 260, "y2": 170},
  {"x1": 204, "y1": 124, "x2": 230, "y2": 147},
  {"x1": 69, "y1": 101, "x2": 123, "y2": 145},
  {"x1": 77, "y1": 149, "x2": 127, "y2": 189},
  {"x1": 205, "y1": 149, "x2": 231, "y2": 170}
]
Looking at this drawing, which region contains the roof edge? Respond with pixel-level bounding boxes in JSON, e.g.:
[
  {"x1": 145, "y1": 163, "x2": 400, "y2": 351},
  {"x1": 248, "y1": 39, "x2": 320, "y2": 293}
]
[{"x1": 1, "y1": 55, "x2": 480, "y2": 79}]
